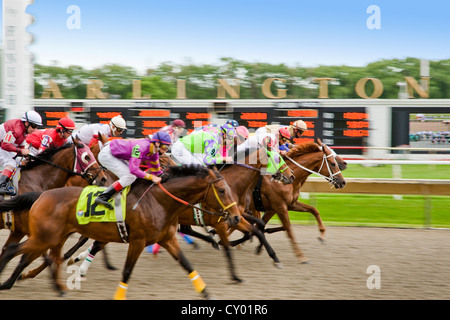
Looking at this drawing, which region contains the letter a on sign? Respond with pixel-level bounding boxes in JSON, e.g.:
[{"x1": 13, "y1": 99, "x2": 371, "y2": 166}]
[{"x1": 366, "y1": 5, "x2": 381, "y2": 30}]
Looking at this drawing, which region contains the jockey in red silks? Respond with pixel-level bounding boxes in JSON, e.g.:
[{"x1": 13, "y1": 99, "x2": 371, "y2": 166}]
[
  {"x1": 26, "y1": 117, "x2": 76, "y2": 155},
  {"x1": 0, "y1": 111, "x2": 42, "y2": 195}
]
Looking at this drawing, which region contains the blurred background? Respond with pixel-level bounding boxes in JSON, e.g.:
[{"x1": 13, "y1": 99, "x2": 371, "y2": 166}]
[{"x1": 1, "y1": 0, "x2": 449, "y2": 228}]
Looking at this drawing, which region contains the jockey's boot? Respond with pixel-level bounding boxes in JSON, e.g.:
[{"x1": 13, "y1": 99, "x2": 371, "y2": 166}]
[
  {"x1": 0, "y1": 175, "x2": 15, "y2": 196},
  {"x1": 94, "y1": 182, "x2": 123, "y2": 210}
]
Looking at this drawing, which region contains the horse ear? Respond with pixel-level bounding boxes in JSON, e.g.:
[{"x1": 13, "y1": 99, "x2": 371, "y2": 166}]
[
  {"x1": 315, "y1": 137, "x2": 323, "y2": 146},
  {"x1": 72, "y1": 135, "x2": 84, "y2": 148}
]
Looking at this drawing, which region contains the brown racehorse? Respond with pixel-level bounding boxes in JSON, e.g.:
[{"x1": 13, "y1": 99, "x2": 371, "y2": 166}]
[
  {"x1": 232, "y1": 138, "x2": 346, "y2": 263},
  {"x1": 0, "y1": 165, "x2": 241, "y2": 299},
  {"x1": 178, "y1": 146, "x2": 295, "y2": 282},
  {"x1": 14, "y1": 135, "x2": 117, "y2": 280},
  {"x1": 0, "y1": 139, "x2": 107, "y2": 257},
  {"x1": 258, "y1": 140, "x2": 347, "y2": 241},
  {"x1": 56, "y1": 146, "x2": 294, "y2": 283}
]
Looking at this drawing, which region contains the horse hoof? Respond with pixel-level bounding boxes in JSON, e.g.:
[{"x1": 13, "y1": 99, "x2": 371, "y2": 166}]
[
  {"x1": 273, "y1": 262, "x2": 284, "y2": 269},
  {"x1": 59, "y1": 290, "x2": 67, "y2": 297},
  {"x1": 317, "y1": 237, "x2": 327, "y2": 244},
  {"x1": 0, "y1": 283, "x2": 11, "y2": 290},
  {"x1": 67, "y1": 258, "x2": 74, "y2": 266},
  {"x1": 232, "y1": 277, "x2": 244, "y2": 284},
  {"x1": 300, "y1": 259, "x2": 310, "y2": 264},
  {"x1": 106, "y1": 264, "x2": 118, "y2": 270}
]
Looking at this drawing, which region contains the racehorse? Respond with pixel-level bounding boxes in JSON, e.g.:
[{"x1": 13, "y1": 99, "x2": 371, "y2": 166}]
[
  {"x1": 0, "y1": 139, "x2": 107, "y2": 257},
  {"x1": 178, "y1": 146, "x2": 295, "y2": 282},
  {"x1": 54, "y1": 147, "x2": 294, "y2": 283},
  {"x1": 260, "y1": 140, "x2": 348, "y2": 241},
  {"x1": 0, "y1": 165, "x2": 241, "y2": 299},
  {"x1": 232, "y1": 138, "x2": 346, "y2": 263}
]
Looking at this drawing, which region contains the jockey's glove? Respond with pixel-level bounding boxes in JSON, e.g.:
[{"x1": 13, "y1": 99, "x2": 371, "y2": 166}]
[{"x1": 144, "y1": 173, "x2": 156, "y2": 181}]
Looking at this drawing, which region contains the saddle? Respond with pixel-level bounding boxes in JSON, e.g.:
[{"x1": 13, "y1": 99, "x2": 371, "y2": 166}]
[{"x1": 252, "y1": 176, "x2": 266, "y2": 212}]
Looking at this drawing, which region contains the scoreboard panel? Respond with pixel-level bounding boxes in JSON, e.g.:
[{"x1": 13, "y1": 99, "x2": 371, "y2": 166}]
[
  {"x1": 233, "y1": 103, "x2": 370, "y2": 154},
  {"x1": 34, "y1": 102, "x2": 370, "y2": 154}
]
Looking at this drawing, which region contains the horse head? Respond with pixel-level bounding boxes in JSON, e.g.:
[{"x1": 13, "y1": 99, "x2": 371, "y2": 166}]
[
  {"x1": 315, "y1": 138, "x2": 346, "y2": 189},
  {"x1": 204, "y1": 166, "x2": 241, "y2": 228},
  {"x1": 71, "y1": 136, "x2": 108, "y2": 186}
]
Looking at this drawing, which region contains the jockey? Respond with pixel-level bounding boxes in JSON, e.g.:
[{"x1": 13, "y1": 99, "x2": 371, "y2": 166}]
[
  {"x1": 236, "y1": 126, "x2": 249, "y2": 146},
  {"x1": 74, "y1": 115, "x2": 127, "y2": 149},
  {"x1": 0, "y1": 111, "x2": 42, "y2": 195},
  {"x1": 95, "y1": 131, "x2": 172, "y2": 209},
  {"x1": 288, "y1": 119, "x2": 308, "y2": 140},
  {"x1": 277, "y1": 127, "x2": 292, "y2": 155},
  {"x1": 26, "y1": 117, "x2": 76, "y2": 155},
  {"x1": 225, "y1": 119, "x2": 239, "y2": 128},
  {"x1": 171, "y1": 123, "x2": 237, "y2": 166},
  {"x1": 160, "y1": 119, "x2": 186, "y2": 143},
  {"x1": 240, "y1": 126, "x2": 290, "y2": 154}
]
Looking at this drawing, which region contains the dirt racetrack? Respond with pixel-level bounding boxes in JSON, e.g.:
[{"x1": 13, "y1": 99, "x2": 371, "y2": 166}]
[{"x1": 0, "y1": 225, "x2": 449, "y2": 300}]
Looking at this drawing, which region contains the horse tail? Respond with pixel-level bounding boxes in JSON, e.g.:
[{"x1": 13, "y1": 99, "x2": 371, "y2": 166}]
[{"x1": 0, "y1": 191, "x2": 42, "y2": 212}]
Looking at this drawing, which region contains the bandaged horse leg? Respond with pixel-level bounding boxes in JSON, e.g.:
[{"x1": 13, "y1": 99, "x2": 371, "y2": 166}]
[
  {"x1": 79, "y1": 241, "x2": 104, "y2": 277},
  {"x1": 113, "y1": 240, "x2": 146, "y2": 300},
  {"x1": 160, "y1": 236, "x2": 210, "y2": 299}
]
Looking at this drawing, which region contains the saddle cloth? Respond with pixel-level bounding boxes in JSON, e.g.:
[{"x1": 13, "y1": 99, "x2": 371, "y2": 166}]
[{"x1": 76, "y1": 185, "x2": 130, "y2": 225}]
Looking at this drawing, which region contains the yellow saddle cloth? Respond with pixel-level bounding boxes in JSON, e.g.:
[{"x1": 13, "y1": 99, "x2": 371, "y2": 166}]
[{"x1": 76, "y1": 185, "x2": 130, "y2": 225}]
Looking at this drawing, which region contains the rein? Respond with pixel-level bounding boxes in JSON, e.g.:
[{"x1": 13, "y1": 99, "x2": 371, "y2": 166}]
[
  {"x1": 157, "y1": 179, "x2": 235, "y2": 218},
  {"x1": 285, "y1": 146, "x2": 341, "y2": 183},
  {"x1": 25, "y1": 149, "x2": 103, "y2": 184}
]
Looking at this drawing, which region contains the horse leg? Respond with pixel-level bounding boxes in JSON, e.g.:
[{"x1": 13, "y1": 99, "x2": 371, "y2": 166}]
[
  {"x1": 0, "y1": 241, "x2": 46, "y2": 290},
  {"x1": 101, "y1": 245, "x2": 117, "y2": 270},
  {"x1": 289, "y1": 200, "x2": 326, "y2": 242},
  {"x1": 277, "y1": 210, "x2": 309, "y2": 264},
  {"x1": 179, "y1": 224, "x2": 219, "y2": 250},
  {"x1": 78, "y1": 240, "x2": 106, "y2": 277},
  {"x1": 0, "y1": 242, "x2": 22, "y2": 276},
  {"x1": 160, "y1": 236, "x2": 211, "y2": 299},
  {"x1": 113, "y1": 240, "x2": 146, "y2": 300},
  {"x1": 18, "y1": 254, "x2": 50, "y2": 280},
  {"x1": 0, "y1": 232, "x2": 26, "y2": 260},
  {"x1": 20, "y1": 236, "x2": 92, "y2": 281},
  {"x1": 215, "y1": 223, "x2": 242, "y2": 283},
  {"x1": 48, "y1": 241, "x2": 69, "y2": 296},
  {"x1": 63, "y1": 235, "x2": 89, "y2": 261},
  {"x1": 236, "y1": 219, "x2": 283, "y2": 268}
]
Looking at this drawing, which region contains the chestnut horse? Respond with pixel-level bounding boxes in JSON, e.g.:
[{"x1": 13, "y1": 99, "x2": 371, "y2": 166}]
[
  {"x1": 0, "y1": 165, "x2": 241, "y2": 299},
  {"x1": 58, "y1": 147, "x2": 294, "y2": 283},
  {"x1": 178, "y1": 146, "x2": 295, "y2": 282},
  {"x1": 232, "y1": 139, "x2": 346, "y2": 263},
  {"x1": 0, "y1": 139, "x2": 107, "y2": 257}
]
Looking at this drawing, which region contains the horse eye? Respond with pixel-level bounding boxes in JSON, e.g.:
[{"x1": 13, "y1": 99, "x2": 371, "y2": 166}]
[{"x1": 219, "y1": 188, "x2": 225, "y2": 194}]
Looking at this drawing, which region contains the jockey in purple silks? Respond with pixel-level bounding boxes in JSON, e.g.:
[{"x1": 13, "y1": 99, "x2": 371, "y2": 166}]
[{"x1": 95, "y1": 131, "x2": 172, "y2": 209}]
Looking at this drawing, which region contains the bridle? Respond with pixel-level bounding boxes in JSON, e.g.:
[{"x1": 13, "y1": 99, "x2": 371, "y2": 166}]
[
  {"x1": 284, "y1": 144, "x2": 341, "y2": 185},
  {"x1": 25, "y1": 144, "x2": 104, "y2": 185},
  {"x1": 157, "y1": 176, "x2": 236, "y2": 220}
]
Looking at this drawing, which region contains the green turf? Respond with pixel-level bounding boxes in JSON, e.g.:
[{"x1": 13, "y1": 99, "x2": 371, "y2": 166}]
[{"x1": 271, "y1": 164, "x2": 450, "y2": 228}]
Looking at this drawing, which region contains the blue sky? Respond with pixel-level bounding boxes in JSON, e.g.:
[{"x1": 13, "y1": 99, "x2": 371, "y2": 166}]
[{"x1": 3, "y1": 0, "x2": 450, "y2": 74}]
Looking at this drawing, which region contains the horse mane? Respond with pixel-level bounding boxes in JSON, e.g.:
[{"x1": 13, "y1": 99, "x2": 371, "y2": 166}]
[
  {"x1": 20, "y1": 144, "x2": 73, "y2": 171},
  {"x1": 286, "y1": 142, "x2": 321, "y2": 158},
  {"x1": 161, "y1": 164, "x2": 218, "y2": 183}
]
